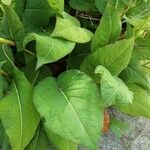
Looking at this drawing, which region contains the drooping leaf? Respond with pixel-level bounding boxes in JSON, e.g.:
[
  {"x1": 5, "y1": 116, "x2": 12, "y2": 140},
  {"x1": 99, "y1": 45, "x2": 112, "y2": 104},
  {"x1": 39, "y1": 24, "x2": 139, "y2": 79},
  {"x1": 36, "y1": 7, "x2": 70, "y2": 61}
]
[
  {"x1": 80, "y1": 38, "x2": 134, "y2": 77},
  {"x1": 116, "y1": 84, "x2": 150, "y2": 118},
  {"x1": 51, "y1": 12, "x2": 93, "y2": 43},
  {"x1": 47, "y1": 0, "x2": 64, "y2": 14},
  {"x1": 26, "y1": 126, "x2": 50, "y2": 150},
  {"x1": 46, "y1": 129, "x2": 78, "y2": 150},
  {"x1": 91, "y1": 3, "x2": 121, "y2": 52},
  {"x1": 0, "y1": 4, "x2": 25, "y2": 51},
  {"x1": 23, "y1": 33, "x2": 75, "y2": 69},
  {"x1": 110, "y1": 118, "x2": 129, "y2": 138},
  {"x1": 33, "y1": 70, "x2": 103, "y2": 149},
  {"x1": 0, "y1": 69, "x2": 40, "y2": 150},
  {"x1": 69, "y1": 0, "x2": 95, "y2": 11},
  {"x1": 95, "y1": 65, "x2": 133, "y2": 108}
]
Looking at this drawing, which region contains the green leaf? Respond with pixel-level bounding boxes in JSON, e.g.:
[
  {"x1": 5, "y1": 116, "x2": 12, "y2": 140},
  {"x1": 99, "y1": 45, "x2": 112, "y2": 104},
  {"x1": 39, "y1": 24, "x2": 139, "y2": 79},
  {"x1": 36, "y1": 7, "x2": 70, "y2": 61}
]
[
  {"x1": 51, "y1": 12, "x2": 93, "y2": 43},
  {"x1": 95, "y1": 65, "x2": 133, "y2": 108},
  {"x1": 110, "y1": 118, "x2": 129, "y2": 138},
  {"x1": 135, "y1": 34, "x2": 150, "y2": 60},
  {"x1": 47, "y1": 0, "x2": 64, "y2": 14},
  {"x1": 0, "y1": 4, "x2": 25, "y2": 51},
  {"x1": 23, "y1": 33, "x2": 75, "y2": 69},
  {"x1": 91, "y1": 3, "x2": 121, "y2": 52},
  {"x1": 33, "y1": 70, "x2": 103, "y2": 149},
  {"x1": 95, "y1": 0, "x2": 136, "y2": 13},
  {"x1": 15, "y1": 0, "x2": 54, "y2": 33},
  {"x1": 26, "y1": 126, "x2": 50, "y2": 150},
  {"x1": 0, "y1": 45, "x2": 14, "y2": 73},
  {"x1": 69, "y1": 0, "x2": 95, "y2": 11},
  {"x1": 119, "y1": 52, "x2": 150, "y2": 91},
  {"x1": 46, "y1": 129, "x2": 78, "y2": 150},
  {"x1": 80, "y1": 38, "x2": 134, "y2": 77},
  {"x1": 0, "y1": 69, "x2": 40, "y2": 150},
  {"x1": 116, "y1": 84, "x2": 150, "y2": 118}
]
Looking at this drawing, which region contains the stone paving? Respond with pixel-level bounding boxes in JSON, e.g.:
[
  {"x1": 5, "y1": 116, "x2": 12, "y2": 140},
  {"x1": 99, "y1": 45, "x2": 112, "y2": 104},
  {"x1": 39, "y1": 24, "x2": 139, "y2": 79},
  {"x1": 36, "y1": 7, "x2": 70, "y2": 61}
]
[{"x1": 80, "y1": 111, "x2": 150, "y2": 150}]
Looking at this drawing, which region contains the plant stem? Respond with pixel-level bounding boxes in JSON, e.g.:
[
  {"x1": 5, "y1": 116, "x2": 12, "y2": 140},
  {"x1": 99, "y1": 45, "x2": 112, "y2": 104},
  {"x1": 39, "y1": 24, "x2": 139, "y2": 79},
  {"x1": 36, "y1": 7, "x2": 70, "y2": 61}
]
[
  {"x1": 0, "y1": 69, "x2": 9, "y2": 76},
  {"x1": 0, "y1": 37, "x2": 15, "y2": 46},
  {"x1": 0, "y1": 37, "x2": 36, "y2": 57},
  {"x1": 23, "y1": 49, "x2": 36, "y2": 57}
]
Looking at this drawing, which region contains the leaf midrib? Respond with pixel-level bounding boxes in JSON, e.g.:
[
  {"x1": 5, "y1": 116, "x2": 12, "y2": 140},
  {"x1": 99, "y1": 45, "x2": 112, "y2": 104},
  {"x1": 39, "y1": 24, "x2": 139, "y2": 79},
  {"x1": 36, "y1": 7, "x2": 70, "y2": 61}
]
[
  {"x1": 59, "y1": 88, "x2": 94, "y2": 148},
  {"x1": 13, "y1": 81, "x2": 23, "y2": 150}
]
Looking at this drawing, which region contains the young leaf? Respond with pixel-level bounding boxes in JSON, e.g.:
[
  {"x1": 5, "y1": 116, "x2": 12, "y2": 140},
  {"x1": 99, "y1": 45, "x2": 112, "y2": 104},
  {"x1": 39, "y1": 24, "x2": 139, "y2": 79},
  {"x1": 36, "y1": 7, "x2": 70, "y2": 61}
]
[
  {"x1": 46, "y1": 129, "x2": 78, "y2": 150},
  {"x1": 23, "y1": 33, "x2": 75, "y2": 69},
  {"x1": 80, "y1": 38, "x2": 134, "y2": 77},
  {"x1": 110, "y1": 118, "x2": 129, "y2": 138},
  {"x1": 47, "y1": 0, "x2": 64, "y2": 14},
  {"x1": 0, "y1": 4, "x2": 25, "y2": 51},
  {"x1": 91, "y1": 3, "x2": 121, "y2": 52},
  {"x1": 51, "y1": 12, "x2": 93, "y2": 43},
  {"x1": 95, "y1": 65, "x2": 133, "y2": 108},
  {"x1": 33, "y1": 70, "x2": 103, "y2": 149},
  {"x1": 0, "y1": 69, "x2": 40, "y2": 150},
  {"x1": 116, "y1": 84, "x2": 150, "y2": 118}
]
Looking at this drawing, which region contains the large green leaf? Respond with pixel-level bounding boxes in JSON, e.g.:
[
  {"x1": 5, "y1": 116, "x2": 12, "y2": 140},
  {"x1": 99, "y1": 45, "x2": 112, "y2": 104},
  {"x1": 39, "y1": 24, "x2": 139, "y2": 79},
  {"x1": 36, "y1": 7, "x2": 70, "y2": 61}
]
[
  {"x1": 91, "y1": 3, "x2": 121, "y2": 52},
  {"x1": 119, "y1": 52, "x2": 150, "y2": 91},
  {"x1": 95, "y1": 66, "x2": 133, "y2": 108},
  {"x1": 47, "y1": 0, "x2": 64, "y2": 14},
  {"x1": 80, "y1": 38, "x2": 134, "y2": 77},
  {"x1": 69, "y1": 0, "x2": 95, "y2": 11},
  {"x1": 0, "y1": 4, "x2": 25, "y2": 51},
  {"x1": 23, "y1": 33, "x2": 75, "y2": 69},
  {"x1": 46, "y1": 129, "x2": 78, "y2": 150},
  {"x1": 0, "y1": 69, "x2": 40, "y2": 150},
  {"x1": 116, "y1": 84, "x2": 150, "y2": 118},
  {"x1": 33, "y1": 70, "x2": 103, "y2": 149},
  {"x1": 51, "y1": 12, "x2": 93, "y2": 43},
  {"x1": 26, "y1": 126, "x2": 50, "y2": 150}
]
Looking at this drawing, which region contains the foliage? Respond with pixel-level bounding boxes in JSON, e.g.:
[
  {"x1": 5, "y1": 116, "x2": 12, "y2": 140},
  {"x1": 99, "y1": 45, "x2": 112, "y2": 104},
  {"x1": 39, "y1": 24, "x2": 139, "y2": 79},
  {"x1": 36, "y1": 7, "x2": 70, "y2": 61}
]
[{"x1": 0, "y1": 0, "x2": 150, "y2": 149}]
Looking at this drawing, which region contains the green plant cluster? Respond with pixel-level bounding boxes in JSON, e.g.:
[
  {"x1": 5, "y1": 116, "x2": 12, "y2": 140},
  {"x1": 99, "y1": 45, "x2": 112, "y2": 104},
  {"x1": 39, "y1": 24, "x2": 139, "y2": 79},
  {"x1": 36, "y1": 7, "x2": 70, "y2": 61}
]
[{"x1": 0, "y1": 0, "x2": 150, "y2": 150}]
